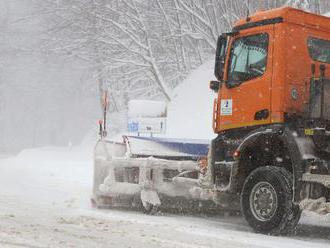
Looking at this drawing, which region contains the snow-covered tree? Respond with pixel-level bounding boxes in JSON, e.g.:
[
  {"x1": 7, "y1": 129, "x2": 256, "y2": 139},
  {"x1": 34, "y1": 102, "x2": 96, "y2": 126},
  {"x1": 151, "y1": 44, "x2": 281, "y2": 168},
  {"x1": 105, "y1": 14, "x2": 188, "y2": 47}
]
[{"x1": 3, "y1": 0, "x2": 330, "y2": 151}]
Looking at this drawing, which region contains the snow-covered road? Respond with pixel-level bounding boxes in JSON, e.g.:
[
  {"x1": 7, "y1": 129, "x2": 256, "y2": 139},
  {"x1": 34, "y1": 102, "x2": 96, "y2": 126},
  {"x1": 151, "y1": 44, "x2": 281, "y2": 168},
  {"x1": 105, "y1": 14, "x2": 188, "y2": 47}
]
[{"x1": 0, "y1": 146, "x2": 329, "y2": 248}]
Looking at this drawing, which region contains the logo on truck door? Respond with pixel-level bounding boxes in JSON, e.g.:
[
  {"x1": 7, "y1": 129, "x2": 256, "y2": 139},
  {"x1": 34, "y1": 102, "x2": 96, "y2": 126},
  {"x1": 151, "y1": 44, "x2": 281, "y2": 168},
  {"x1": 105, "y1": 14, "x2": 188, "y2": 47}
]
[{"x1": 220, "y1": 99, "x2": 232, "y2": 116}]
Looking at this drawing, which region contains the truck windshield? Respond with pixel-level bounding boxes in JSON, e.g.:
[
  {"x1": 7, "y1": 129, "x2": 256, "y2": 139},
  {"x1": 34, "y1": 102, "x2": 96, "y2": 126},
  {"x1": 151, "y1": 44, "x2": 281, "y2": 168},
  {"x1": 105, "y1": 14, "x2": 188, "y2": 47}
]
[
  {"x1": 308, "y1": 37, "x2": 330, "y2": 64},
  {"x1": 228, "y1": 33, "x2": 268, "y2": 86}
]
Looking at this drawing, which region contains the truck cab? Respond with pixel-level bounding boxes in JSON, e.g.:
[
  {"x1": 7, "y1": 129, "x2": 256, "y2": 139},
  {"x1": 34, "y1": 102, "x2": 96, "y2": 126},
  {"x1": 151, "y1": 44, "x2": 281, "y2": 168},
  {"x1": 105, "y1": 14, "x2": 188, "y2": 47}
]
[{"x1": 212, "y1": 7, "x2": 330, "y2": 132}]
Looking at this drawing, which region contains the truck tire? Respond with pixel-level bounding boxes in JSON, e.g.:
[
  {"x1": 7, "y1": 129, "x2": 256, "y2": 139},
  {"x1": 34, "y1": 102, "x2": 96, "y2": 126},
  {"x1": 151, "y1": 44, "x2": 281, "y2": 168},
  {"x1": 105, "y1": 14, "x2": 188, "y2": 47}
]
[{"x1": 241, "y1": 166, "x2": 301, "y2": 235}]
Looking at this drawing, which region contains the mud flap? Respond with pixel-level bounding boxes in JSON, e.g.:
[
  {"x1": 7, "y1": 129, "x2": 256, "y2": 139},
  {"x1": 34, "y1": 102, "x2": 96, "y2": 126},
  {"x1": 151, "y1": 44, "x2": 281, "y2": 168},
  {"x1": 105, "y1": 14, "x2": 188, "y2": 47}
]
[{"x1": 141, "y1": 189, "x2": 161, "y2": 208}]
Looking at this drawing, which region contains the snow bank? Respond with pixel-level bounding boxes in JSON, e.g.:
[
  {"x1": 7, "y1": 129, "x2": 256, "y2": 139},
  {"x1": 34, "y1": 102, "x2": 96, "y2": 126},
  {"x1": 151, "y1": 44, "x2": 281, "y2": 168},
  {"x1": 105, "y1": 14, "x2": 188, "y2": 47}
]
[
  {"x1": 166, "y1": 61, "x2": 216, "y2": 140},
  {"x1": 108, "y1": 61, "x2": 216, "y2": 140},
  {"x1": 128, "y1": 100, "x2": 166, "y2": 118}
]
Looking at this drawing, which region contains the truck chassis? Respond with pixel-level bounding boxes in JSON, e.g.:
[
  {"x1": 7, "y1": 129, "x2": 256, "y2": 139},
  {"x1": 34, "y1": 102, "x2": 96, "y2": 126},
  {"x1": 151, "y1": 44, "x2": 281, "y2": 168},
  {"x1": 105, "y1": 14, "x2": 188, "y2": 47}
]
[{"x1": 92, "y1": 125, "x2": 330, "y2": 235}]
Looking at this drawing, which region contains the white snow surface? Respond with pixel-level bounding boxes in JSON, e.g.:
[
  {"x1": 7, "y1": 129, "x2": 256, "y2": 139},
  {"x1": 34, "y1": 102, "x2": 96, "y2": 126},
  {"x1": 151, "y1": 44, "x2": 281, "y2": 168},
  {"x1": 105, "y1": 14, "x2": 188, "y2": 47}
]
[
  {"x1": 0, "y1": 146, "x2": 329, "y2": 247},
  {"x1": 166, "y1": 61, "x2": 216, "y2": 140}
]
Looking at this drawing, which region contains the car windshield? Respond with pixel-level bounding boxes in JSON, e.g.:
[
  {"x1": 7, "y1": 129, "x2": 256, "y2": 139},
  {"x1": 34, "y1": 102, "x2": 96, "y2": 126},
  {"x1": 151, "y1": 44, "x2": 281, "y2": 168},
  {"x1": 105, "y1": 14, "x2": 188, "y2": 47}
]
[{"x1": 228, "y1": 33, "x2": 269, "y2": 85}]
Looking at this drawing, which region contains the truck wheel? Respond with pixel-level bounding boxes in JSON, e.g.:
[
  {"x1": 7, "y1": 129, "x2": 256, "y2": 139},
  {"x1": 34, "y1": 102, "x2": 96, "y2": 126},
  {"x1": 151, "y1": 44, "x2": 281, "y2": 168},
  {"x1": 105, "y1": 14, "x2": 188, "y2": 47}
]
[{"x1": 241, "y1": 166, "x2": 301, "y2": 235}]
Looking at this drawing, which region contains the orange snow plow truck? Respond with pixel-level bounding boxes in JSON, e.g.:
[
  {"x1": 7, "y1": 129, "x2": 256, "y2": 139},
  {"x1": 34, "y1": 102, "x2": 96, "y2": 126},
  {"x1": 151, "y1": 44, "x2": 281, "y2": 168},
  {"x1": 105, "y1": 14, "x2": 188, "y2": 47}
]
[{"x1": 93, "y1": 7, "x2": 330, "y2": 236}]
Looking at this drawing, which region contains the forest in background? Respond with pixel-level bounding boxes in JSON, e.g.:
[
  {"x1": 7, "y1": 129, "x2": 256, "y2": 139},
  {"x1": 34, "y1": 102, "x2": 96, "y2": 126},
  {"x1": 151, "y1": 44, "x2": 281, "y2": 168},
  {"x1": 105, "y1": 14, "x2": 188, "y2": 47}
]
[{"x1": 1, "y1": 0, "x2": 330, "y2": 152}]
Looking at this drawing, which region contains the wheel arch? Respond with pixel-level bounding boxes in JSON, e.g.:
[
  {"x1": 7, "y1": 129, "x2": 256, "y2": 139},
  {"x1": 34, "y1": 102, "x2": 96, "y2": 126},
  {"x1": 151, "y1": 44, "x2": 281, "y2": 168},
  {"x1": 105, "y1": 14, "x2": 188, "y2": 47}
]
[{"x1": 232, "y1": 126, "x2": 306, "y2": 202}]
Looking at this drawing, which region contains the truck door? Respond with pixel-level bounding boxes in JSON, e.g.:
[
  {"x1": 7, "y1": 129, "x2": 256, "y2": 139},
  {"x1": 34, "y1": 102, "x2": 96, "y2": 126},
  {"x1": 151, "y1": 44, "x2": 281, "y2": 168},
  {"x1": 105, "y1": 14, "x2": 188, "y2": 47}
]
[{"x1": 218, "y1": 26, "x2": 274, "y2": 131}]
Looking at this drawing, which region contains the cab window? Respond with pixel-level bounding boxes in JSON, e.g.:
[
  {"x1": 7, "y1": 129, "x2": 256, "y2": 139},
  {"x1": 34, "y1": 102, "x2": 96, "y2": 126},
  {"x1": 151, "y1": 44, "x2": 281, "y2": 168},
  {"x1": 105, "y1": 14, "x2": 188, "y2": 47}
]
[
  {"x1": 308, "y1": 37, "x2": 330, "y2": 64},
  {"x1": 227, "y1": 33, "x2": 269, "y2": 86}
]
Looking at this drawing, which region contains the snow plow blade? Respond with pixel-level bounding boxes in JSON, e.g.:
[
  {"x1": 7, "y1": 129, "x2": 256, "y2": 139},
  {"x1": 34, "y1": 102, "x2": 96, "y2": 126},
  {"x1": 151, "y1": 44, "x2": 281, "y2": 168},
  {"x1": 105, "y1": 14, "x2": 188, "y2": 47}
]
[
  {"x1": 92, "y1": 136, "x2": 235, "y2": 213},
  {"x1": 123, "y1": 136, "x2": 209, "y2": 158}
]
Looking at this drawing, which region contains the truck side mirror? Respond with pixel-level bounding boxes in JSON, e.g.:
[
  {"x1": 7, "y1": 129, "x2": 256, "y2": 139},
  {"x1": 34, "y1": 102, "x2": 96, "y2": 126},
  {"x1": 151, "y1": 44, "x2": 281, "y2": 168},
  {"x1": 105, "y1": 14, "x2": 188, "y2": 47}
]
[
  {"x1": 209, "y1": 80, "x2": 221, "y2": 93},
  {"x1": 214, "y1": 35, "x2": 227, "y2": 81}
]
